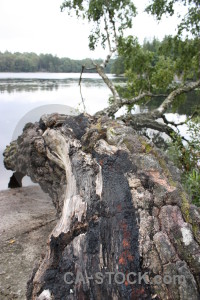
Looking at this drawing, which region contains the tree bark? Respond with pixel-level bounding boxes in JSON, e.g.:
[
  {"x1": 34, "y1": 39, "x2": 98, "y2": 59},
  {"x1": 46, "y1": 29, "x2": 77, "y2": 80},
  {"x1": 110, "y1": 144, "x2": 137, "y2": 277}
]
[{"x1": 3, "y1": 113, "x2": 200, "y2": 300}]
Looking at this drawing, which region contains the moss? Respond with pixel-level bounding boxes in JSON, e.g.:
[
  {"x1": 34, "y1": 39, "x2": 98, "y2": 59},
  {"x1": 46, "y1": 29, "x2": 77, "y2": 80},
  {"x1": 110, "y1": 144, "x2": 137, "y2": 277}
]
[
  {"x1": 95, "y1": 121, "x2": 102, "y2": 132},
  {"x1": 123, "y1": 139, "x2": 133, "y2": 151},
  {"x1": 180, "y1": 192, "x2": 200, "y2": 242},
  {"x1": 139, "y1": 138, "x2": 153, "y2": 154},
  {"x1": 107, "y1": 127, "x2": 116, "y2": 137},
  {"x1": 106, "y1": 126, "x2": 123, "y2": 146},
  {"x1": 92, "y1": 120, "x2": 108, "y2": 137},
  {"x1": 145, "y1": 144, "x2": 153, "y2": 153},
  {"x1": 181, "y1": 192, "x2": 192, "y2": 223},
  {"x1": 192, "y1": 223, "x2": 199, "y2": 236},
  {"x1": 107, "y1": 125, "x2": 122, "y2": 137}
]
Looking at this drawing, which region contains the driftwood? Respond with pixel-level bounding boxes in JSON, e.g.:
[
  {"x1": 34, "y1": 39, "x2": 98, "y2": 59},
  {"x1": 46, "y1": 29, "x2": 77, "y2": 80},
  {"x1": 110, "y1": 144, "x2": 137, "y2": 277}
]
[{"x1": 3, "y1": 113, "x2": 200, "y2": 300}]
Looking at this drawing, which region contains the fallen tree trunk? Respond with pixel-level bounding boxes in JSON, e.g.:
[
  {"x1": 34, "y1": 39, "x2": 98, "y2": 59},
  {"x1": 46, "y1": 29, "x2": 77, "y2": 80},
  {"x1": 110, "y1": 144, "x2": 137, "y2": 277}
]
[{"x1": 3, "y1": 113, "x2": 200, "y2": 300}]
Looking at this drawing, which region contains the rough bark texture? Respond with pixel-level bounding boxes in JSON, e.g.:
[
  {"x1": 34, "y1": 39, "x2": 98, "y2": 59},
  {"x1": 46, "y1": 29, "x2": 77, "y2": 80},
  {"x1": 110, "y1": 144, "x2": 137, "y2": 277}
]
[{"x1": 3, "y1": 113, "x2": 200, "y2": 300}]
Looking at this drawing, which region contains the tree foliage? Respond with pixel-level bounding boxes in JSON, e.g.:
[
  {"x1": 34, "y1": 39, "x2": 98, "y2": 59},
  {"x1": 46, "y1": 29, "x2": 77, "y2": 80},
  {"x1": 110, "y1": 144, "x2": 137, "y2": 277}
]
[
  {"x1": 116, "y1": 35, "x2": 199, "y2": 101},
  {"x1": 118, "y1": 36, "x2": 176, "y2": 94},
  {"x1": 167, "y1": 116, "x2": 200, "y2": 206},
  {"x1": 61, "y1": 0, "x2": 136, "y2": 50},
  {"x1": 146, "y1": 0, "x2": 200, "y2": 37}
]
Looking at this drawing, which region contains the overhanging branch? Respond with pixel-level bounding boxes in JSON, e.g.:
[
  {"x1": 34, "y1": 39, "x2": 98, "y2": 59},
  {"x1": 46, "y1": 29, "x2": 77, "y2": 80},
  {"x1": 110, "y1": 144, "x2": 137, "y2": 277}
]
[
  {"x1": 95, "y1": 64, "x2": 121, "y2": 105},
  {"x1": 151, "y1": 79, "x2": 200, "y2": 118},
  {"x1": 96, "y1": 92, "x2": 167, "y2": 117},
  {"x1": 120, "y1": 114, "x2": 176, "y2": 137}
]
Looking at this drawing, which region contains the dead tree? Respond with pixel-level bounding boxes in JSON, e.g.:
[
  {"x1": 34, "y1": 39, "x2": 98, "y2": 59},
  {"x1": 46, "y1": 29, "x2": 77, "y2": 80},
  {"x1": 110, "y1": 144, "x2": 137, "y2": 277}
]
[{"x1": 3, "y1": 113, "x2": 200, "y2": 300}]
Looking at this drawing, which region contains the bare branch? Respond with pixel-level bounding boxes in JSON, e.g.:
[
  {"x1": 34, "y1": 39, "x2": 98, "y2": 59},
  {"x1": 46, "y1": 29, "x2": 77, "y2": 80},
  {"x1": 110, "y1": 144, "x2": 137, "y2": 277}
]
[
  {"x1": 78, "y1": 65, "x2": 86, "y2": 112},
  {"x1": 118, "y1": 113, "x2": 189, "y2": 144},
  {"x1": 121, "y1": 92, "x2": 167, "y2": 105},
  {"x1": 78, "y1": 63, "x2": 98, "y2": 112},
  {"x1": 161, "y1": 115, "x2": 186, "y2": 128},
  {"x1": 100, "y1": 13, "x2": 117, "y2": 69},
  {"x1": 96, "y1": 92, "x2": 168, "y2": 117},
  {"x1": 100, "y1": 48, "x2": 116, "y2": 69},
  {"x1": 119, "y1": 113, "x2": 175, "y2": 137},
  {"x1": 108, "y1": 11, "x2": 118, "y2": 48},
  {"x1": 152, "y1": 79, "x2": 200, "y2": 118},
  {"x1": 104, "y1": 11, "x2": 112, "y2": 53},
  {"x1": 95, "y1": 64, "x2": 121, "y2": 106}
]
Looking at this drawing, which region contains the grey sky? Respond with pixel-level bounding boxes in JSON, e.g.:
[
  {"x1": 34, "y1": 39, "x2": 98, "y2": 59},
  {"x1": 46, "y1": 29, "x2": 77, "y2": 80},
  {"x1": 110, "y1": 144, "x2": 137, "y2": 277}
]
[{"x1": 0, "y1": 0, "x2": 183, "y2": 59}]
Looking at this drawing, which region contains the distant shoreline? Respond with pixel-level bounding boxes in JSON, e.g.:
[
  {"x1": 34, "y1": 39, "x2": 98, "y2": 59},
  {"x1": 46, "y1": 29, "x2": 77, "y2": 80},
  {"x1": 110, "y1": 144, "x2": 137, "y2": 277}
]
[{"x1": 0, "y1": 52, "x2": 115, "y2": 73}]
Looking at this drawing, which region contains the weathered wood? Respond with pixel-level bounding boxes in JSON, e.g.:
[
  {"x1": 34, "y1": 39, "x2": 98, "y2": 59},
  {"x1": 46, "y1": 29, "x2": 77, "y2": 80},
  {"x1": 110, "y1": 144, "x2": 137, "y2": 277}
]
[{"x1": 3, "y1": 113, "x2": 200, "y2": 300}]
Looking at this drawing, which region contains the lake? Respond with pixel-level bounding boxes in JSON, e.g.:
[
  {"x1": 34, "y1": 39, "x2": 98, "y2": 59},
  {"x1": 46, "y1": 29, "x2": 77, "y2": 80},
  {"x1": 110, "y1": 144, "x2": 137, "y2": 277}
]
[
  {"x1": 0, "y1": 73, "x2": 199, "y2": 190},
  {"x1": 0, "y1": 73, "x2": 123, "y2": 190}
]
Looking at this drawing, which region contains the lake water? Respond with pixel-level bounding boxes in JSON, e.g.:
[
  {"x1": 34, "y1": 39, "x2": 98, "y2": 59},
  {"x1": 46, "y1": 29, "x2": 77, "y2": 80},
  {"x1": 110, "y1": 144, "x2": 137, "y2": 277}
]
[
  {"x1": 0, "y1": 73, "x2": 199, "y2": 190},
  {"x1": 0, "y1": 73, "x2": 123, "y2": 190}
]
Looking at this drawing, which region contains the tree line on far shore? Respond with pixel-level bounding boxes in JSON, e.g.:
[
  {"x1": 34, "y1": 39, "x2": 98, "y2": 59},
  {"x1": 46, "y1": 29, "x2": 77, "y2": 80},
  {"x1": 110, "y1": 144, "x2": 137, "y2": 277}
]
[
  {"x1": 0, "y1": 38, "x2": 169, "y2": 74},
  {"x1": 0, "y1": 36, "x2": 197, "y2": 76},
  {"x1": 0, "y1": 52, "x2": 114, "y2": 73}
]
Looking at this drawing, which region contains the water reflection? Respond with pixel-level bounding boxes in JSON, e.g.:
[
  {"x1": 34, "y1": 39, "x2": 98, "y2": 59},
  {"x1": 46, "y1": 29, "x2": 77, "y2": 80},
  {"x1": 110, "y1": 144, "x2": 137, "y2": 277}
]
[
  {"x1": 0, "y1": 73, "x2": 126, "y2": 94},
  {"x1": 0, "y1": 78, "x2": 105, "y2": 93}
]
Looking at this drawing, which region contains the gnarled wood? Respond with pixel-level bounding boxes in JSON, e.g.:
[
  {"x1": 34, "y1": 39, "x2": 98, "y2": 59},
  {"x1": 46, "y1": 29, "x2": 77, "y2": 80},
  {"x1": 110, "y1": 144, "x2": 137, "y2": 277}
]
[{"x1": 3, "y1": 113, "x2": 200, "y2": 300}]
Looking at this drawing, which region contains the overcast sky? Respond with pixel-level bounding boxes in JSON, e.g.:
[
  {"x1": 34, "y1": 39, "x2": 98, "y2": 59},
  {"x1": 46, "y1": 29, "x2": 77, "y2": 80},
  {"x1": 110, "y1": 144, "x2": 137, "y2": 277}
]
[{"x1": 0, "y1": 0, "x2": 183, "y2": 59}]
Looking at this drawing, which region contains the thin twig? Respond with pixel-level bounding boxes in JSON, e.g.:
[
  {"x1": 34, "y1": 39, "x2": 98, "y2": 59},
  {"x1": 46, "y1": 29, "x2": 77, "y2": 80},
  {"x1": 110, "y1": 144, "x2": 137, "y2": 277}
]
[
  {"x1": 78, "y1": 64, "x2": 97, "y2": 112},
  {"x1": 79, "y1": 65, "x2": 86, "y2": 112},
  {"x1": 104, "y1": 11, "x2": 112, "y2": 53},
  {"x1": 161, "y1": 115, "x2": 189, "y2": 143},
  {"x1": 161, "y1": 115, "x2": 186, "y2": 127}
]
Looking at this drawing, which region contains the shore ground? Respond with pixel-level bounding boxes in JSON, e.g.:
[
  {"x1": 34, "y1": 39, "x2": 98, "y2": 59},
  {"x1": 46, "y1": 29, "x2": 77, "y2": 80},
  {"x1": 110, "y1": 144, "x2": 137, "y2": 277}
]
[{"x1": 0, "y1": 186, "x2": 57, "y2": 300}]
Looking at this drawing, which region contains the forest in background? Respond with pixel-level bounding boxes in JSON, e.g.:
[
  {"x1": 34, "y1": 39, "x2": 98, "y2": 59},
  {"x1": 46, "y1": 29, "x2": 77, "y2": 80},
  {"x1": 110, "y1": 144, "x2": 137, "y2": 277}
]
[
  {"x1": 0, "y1": 52, "x2": 114, "y2": 73},
  {"x1": 0, "y1": 37, "x2": 185, "y2": 74}
]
